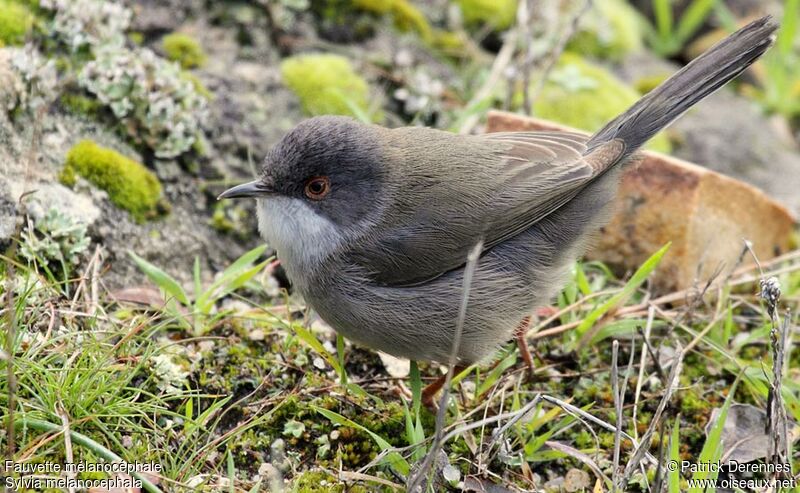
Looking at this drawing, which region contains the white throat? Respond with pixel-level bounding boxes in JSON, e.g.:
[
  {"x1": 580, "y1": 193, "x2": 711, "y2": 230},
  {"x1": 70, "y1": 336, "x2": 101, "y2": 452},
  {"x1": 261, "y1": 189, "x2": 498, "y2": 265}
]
[{"x1": 256, "y1": 197, "x2": 343, "y2": 278}]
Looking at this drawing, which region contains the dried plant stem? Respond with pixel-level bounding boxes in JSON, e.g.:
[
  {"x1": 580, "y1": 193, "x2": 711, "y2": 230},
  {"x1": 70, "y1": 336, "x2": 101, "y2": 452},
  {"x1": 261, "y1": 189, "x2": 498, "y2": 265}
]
[
  {"x1": 611, "y1": 340, "x2": 623, "y2": 493},
  {"x1": 459, "y1": 30, "x2": 518, "y2": 134},
  {"x1": 527, "y1": 0, "x2": 591, "y2": 109},
  {"x1": 632, "y1": 305, "x2": 656, "y2": 442},
  {"x1": 541, "y1": 395, "x2": 658, "y2": 466},
  {"x1": 767, "y1": 310, "x2": 791, "y2": 476},
  {"x1": 407, "y1": 240, "x2": 483, "y2": 492},
  {"x1": 621, "y1": 342, "x2": 684, "y2": 490}
]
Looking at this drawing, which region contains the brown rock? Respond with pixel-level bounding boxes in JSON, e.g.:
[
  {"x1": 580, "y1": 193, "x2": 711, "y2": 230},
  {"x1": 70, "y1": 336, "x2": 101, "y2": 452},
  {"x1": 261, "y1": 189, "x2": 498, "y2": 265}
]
[{"x1": 486, "y1": 110, "x2": 796, "y2": 292}]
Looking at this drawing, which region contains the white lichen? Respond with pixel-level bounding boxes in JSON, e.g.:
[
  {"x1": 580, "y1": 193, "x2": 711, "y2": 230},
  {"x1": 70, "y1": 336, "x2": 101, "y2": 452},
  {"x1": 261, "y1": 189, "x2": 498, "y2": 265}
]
[
  {"x1": 39, "y1": 0, "x2": 131, "y2": 50},
  {"x1": 6, "y1": 46, "x2": 57, "y2": 112},
  {"x1": 79, "y1": 45, "x2": 208, "y2": 158}
]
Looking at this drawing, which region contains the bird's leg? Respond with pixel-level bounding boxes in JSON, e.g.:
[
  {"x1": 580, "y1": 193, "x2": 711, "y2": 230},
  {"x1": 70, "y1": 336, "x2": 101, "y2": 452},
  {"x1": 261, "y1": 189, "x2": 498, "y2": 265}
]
[
  {"x1": 421, "y1": 365, "x2": 467, "y2": 410},
  {"x1": 514, "y1": 316, "x2": 535, "y2": 374}
]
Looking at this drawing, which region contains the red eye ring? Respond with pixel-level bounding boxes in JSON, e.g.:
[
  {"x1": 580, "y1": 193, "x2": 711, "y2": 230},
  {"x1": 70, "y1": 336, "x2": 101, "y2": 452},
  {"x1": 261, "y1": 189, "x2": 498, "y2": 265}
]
[{"x1": 304, "y1": 176, "x2": 331, "y2": 200}]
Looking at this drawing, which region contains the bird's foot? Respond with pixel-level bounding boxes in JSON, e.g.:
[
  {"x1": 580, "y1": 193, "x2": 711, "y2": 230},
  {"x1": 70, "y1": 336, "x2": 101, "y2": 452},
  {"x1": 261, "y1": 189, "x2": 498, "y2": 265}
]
[{"x1": 420, "y1": 365, "x2": 467, "y2": 412}]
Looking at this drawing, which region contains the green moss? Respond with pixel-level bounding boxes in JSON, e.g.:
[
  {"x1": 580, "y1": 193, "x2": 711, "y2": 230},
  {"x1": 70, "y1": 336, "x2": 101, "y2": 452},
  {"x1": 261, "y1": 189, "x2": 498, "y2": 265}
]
[
  {"x1": 181, "y1": 71, "x2": 213, "y2": 100},
  {"x1": 240, "y1": 390, "x2": 410, "y2": 472},
  {"x1": 456, "y1": 0, "x2": 517, "y2": 30},
  {"x1": 531, "y1": 53, "x2": 672, "y2": 153},
  {"x1": 196, "y1": 339, "x2": 276, "y2": 395},
  {"x1": 210, "y1": 203, "x2": 250, "y2": 239},
  {"x1": 59, "y1": 140, "x2": 164, "y2": 222},
  {"x1": 162, "y1": 32, "x2": 206, "y2": 69},
  {"x1": 567, "y1": 0, "x2": 643, "y2": 61},
  {"x1": 128, "y1": 31, "x2": 144, "y2": 46},
  {"x1": 432, "y1": 29, "x2": 469, "y2": 56},
  {"x1": 60, "y1": 93, "x2": 102, "y2": 118},
  {"x1": 281, "y1": 54, "x2": 373, "y2": 119},
  {"x1": 634, "y1": 74, "x2": 670, "y2": 95},
  {"x1": 352, "y1": 0, "x2": 432, "y2": 41},
  {"x1": 0, "y1": 0, "x2": 35, "y2": 46},
  {"x1": 290, "y1": 469, "x2": 370, "y2": 492}
]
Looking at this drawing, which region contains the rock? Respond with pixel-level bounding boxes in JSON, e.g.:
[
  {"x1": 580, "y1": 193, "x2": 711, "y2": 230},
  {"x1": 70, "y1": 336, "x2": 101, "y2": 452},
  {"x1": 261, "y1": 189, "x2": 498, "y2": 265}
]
[
  {"x1": 613, "y1": 51, "x2": 800, "y2": 215},
  {"x1": 377, "y1": 351, "x2": 410, "y2": 378},
  {"x1": 0, "y1": 179, "x2": 18, "y2": 241},
  {"x1": 0, "y1": 102, "x2": 257, "y2": 289},
  {"x1": 9, "y1": 181, "x2": 101, "y2": 226},
  {"x1": 486, "y1": 111, "x2": 796, "y2": 292},
  {"x1": 563, "y1": 468, "x2": 591, "y2": 492},
  {"x1": 195, "y1": 24, "x2": 300, "y2": 179},
  {"x1": 669, "y1": 91, "x2": 800, "y2": 214},
  {"x1": 705, "y1": 403, "x2": 770, "y2": 464},
  {"x1": 129, "y1": 0, "x2": 199, "y2": 34}
]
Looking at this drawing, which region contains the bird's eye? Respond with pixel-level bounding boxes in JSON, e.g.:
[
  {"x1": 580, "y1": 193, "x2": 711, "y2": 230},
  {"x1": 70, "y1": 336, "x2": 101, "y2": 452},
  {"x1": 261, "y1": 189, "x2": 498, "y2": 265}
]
[{"x1": 304, "y1": 176, "x2": 331, "y2": 200}]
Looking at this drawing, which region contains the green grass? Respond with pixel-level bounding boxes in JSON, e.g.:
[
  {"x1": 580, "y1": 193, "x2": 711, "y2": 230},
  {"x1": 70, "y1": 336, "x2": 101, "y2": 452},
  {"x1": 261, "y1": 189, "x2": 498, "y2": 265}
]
[
  {"x1": 641, "y1": 0, "x2": 718, "y2": 57},
  {"x1": 3, "y1": 235, "x2": 799, "y2": 492}
]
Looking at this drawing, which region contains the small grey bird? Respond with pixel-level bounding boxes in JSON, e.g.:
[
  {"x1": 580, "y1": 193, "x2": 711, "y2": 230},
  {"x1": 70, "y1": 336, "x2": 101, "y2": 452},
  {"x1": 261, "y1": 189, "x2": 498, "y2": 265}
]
[{"x1": 220, "y1": 18, "x2": 776, "y2": 368}]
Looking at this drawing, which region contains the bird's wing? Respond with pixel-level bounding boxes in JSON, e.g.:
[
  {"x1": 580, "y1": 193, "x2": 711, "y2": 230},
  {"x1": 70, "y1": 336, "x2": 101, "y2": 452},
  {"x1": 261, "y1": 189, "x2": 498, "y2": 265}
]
[
  {"x1": 477, "y1": 131, "x2": 623, "y2": 249},
  {"x1": 347, "y1": 131, "x2": 624, "y2": 287}
]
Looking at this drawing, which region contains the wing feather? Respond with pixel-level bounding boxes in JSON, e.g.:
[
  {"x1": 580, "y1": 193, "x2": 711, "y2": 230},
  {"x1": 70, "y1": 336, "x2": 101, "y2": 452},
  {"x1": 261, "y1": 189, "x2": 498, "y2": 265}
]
[{"x1": 346, "y1": 130, "x2": 624, "y2": 286}]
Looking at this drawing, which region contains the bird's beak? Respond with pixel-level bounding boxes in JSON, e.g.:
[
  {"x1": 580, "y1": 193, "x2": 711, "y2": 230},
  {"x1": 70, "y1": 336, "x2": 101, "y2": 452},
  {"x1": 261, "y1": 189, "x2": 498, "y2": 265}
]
[{"x1": 217, "y1": 180, "x2": 274, "y2": 200}]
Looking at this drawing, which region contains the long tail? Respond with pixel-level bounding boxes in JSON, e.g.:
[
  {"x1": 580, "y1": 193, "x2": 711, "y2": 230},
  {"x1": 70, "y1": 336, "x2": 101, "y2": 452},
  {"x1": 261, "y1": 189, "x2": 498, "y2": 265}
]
[{"x1": 585, "y1": 15, "x2": 778, "y2": 157}]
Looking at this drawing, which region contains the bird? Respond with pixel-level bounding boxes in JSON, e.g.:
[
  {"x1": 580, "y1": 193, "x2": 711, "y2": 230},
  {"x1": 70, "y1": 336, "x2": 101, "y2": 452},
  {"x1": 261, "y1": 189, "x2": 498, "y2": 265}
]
[{"x1": 219, "y1": 16, "x2": 777, "y2": 403}]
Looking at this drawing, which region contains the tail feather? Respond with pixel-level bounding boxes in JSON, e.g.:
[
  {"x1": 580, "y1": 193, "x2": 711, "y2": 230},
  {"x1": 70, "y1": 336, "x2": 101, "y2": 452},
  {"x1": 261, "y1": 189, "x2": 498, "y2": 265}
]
[{"x1": 586, "y1": 15, "x2": 778, "y2": 157}]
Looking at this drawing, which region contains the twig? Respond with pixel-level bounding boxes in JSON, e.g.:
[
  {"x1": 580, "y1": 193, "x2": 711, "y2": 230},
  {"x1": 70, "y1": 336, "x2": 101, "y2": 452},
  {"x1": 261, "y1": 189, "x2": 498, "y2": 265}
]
[
  {"x1": 485, "y1": 394, "x2": 542, "y2": 456},
  {"x1": 611, "y1": 340, "x2": 622, "y2": 492},
  {"x1": 517, "y1": 0, "x2": 535, "y2": 115},
  {"x1": 540, "y1": 395, "x2": 658, "y2": 466},
  {"x1": 338, "y1": 470, "x2": 403, "y2": 490},
  {"x1": 528, "y1": 249, "x2": 800, "y2": 342},
  {"x1": 459, "y1": 30, "x2": 518, "y2": 134},
  {"x1": 407, "y1": 240, "x2": 484, "y2": 492},
  {"x1": 58, "y1": 403, "x2": 77, "y2": 493},
  {"x1": 545, "y1": 440, "x2": 611, "y2": 485},
  {"x1": 632, "y1": 306, "x2": 656, "y2": 441},
  {"x1": 620, "y1": 342, "x2": 684, "y2": 490},
  {"x1": 527, "y1": 0, "x2": 592, "y2": 109}
]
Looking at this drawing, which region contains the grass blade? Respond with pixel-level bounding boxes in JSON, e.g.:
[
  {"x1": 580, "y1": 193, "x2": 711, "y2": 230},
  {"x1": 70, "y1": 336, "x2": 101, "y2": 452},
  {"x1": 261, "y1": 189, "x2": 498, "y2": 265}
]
[
  {"x1": 688, "y1": 372, "x2": 741, "y2": 492},
  {"x1": 15, "y1": 418, "x2": 164, "y2": 493},
  {"x1": 653, "y1": 0, "x2": 674, "y2": 39},
  {"x1": 129, "y1": 251, "x2": 189, "y2": 305},
  {"x1": 675, "y1": 0, "x2": 717, "y2": 45},
  {"x1": 777, "y1": 0, "x2": 799, "y2": 56},
  {"x1": 572, "y1": 243, "x2": 670, "y2": 346},
  {"x1": 668, "y1": 415, "x2": 681, "y2": 493},
  {"x1": 291, "y1": 323, "x2": 343, "y2": 376}
]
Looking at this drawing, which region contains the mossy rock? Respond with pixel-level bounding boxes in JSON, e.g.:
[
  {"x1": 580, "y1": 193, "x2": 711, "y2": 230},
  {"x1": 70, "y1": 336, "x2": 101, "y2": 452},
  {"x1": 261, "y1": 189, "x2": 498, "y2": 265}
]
[
  {"x1": 60, "y1": 140, "x2": 164, "y2": 222},
  {"x1": 567, "y1": 0, "x2": 643, "y2": 61},
  {"x1": 311, "y1": 0, "x2": 432, "y2": 44},
  {"x1": 290, "y1": 469, "x2": 370, "y2": 492},
  {"x1": 162, "y1": 32, "x2": 206, "y2": 69},
  {"x1": 352, "y1": 0, "x2": 432, "y2": 42},
  {"x1": 456, "y1": 0, "x2": 517, "y2": 31},
  {"x1": 280, "y1": 53, "x2": 375, "y2": 120},
  {"x1": 531, "y1": 53, "x2": 671, "y2": 153},
  {"x1": 0, "y1": 0, "x2": 35, "y2": 47}
]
